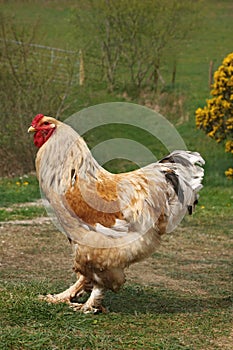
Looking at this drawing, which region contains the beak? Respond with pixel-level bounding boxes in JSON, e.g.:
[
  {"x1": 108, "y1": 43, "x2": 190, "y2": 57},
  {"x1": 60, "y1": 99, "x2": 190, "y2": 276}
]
[{"x1": 28, "y1": 126, "x2": 36, "y2": 133}]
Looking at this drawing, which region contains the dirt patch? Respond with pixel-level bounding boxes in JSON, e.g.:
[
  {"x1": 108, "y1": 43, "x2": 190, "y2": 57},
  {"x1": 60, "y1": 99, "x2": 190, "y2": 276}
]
[
  {"x1": 0, "y1": 216, "x2": 51, "y2": 225},
  {"x1": 0, "y1": 221, "x2": 73, "y2": 283},
  {"x1": 209, "y1": 328, "x2": 233, "y2": 350},
  {"x1": 126, "y1": 258, "x2": 208, "y2": 295},
  {"x1": 1, "y1": 220, "x2": 232, "y2": 299}
]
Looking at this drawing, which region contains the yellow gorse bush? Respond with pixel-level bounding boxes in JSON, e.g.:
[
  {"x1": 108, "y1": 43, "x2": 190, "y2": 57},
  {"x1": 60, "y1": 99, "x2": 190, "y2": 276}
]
[{"x1": 196, "y1": 52, "x2": 233, "y2": 179}]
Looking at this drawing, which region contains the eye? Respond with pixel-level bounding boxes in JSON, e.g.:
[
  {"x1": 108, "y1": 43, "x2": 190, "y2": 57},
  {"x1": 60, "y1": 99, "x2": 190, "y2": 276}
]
[{"x1": 43, "y1": 121, "x2": 50, "y2": 126}]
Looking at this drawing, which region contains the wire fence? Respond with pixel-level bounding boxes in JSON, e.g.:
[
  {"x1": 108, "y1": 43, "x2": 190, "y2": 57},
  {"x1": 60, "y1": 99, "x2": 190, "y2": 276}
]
[{"x1": 0, "y1": 39, "x2": 80, "y2": 86}]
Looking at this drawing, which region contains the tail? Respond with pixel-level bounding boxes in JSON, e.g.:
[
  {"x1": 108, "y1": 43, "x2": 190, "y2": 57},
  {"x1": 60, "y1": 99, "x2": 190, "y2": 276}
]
[
  {"x1": 158, "y1": 150, "x2": 205, "y2": 231},
  {"x1": 159, "y1": 150, "x2": 205, "y2": 193}
]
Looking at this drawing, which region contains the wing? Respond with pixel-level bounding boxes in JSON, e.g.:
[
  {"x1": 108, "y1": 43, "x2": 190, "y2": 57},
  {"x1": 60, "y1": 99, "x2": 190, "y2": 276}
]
[
  {"x1": 40, "y1": 161, "x2": 190, "y2": 256},
  {"x1": 57, "y1": 161, "x2": 188, "y2": 241}
]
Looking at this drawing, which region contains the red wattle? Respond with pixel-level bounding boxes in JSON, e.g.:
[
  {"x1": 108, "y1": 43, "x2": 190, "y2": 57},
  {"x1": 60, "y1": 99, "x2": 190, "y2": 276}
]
[{"x1": 34, "y1": 128, "x2": 55, "y2": 148}]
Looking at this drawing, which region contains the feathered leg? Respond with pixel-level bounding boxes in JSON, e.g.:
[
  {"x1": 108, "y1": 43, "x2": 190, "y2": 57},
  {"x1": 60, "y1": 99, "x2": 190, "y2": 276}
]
[
  {"x1": 71, "y1": 284, "x2": 106, "y2": 314},
  {"x1": 70, "y1": 267, "x2": 125, "y2": 313},
  {"x1": 40, "y1": 274, "x2": 87, "y2": 304}
]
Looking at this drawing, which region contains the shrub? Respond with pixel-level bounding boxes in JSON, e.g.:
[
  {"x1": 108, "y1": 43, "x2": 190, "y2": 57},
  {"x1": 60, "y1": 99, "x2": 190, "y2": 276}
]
[{"x1": 196, "y1": 52, "x2": 233, "y2": 179}]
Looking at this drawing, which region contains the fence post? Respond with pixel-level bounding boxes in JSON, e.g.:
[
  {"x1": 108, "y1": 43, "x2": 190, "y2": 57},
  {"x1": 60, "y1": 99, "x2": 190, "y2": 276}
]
[
  {"x1": 51, "y1": 49, "x2": 55, "y2": 63},
  {"x1": 79, "y1": 50, "x2": 85, "y2": 86},
  {"x1": 209, "y1": 60, "x2": 214, "y2": 89}
]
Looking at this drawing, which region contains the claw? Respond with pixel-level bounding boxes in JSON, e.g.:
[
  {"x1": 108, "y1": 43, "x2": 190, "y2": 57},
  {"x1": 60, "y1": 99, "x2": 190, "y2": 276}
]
[
  {"x1": 38, "y1": 275, "x2": 87, "y2": 304},
  {"x1": 38, "y1": 294, "x2": 70, "y2": 304},
  {"x1": 69, "y1": 301, "x2": 107, "y2": 314},
  {"x1": 82, "y1": 304, "x2": 107, "y2": 314},
  {"x1": 69, "y1": 302, "x2": 84, "y2": 311}
]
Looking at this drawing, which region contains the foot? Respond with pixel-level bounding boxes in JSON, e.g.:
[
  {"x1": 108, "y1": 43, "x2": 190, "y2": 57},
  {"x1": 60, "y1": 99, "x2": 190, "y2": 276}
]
[
  {"x1": 70, "y1": 301, "x2": 107, "y2": 314},
  {"x1": 74, "y1": 285, "x2": 106, "y2": 314},
  {"x1": 38, "y1": 293, "x2": 70, "y2": 304},
  {"x1": 38, "y1": 275, "x2": 86, "y2": 304}
]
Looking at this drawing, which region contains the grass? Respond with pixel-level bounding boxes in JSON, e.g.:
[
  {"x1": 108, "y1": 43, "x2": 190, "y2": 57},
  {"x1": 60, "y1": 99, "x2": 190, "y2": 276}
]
[
  {"x1": 0, "y1": 175, "x2": 44, "y2": 221},
  {"x1": 0, "y1": 282, "x2": 231, "y2": 349},
  {"x1": 0, "y1": 188, "x2": 232, "y2": 349},
  {"x1": 0, "y1": 175, "x2": 232, "y2": 350},
  {"x1": 0, "y1": 1, "x2": 75, "y2": 49},
  {"x1": 0, "y1": 163, "x2": 232, "y2": 350},
  {"x1": 0, "y1": 175, "x2": 40, "y2": 207},
  {"x1": 0, "y1": 205, "x2": 45, "y2": 222}
]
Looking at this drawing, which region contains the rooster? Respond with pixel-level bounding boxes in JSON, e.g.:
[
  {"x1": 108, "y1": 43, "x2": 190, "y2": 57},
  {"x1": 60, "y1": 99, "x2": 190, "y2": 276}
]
[{"x1": 28, "y1": 113, "x2": 204, "y2": 313}]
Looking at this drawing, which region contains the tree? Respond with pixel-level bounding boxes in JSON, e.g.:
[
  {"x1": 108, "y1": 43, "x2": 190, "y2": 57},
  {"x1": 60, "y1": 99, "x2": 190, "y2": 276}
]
[
  {"x1": 73, "y1": 0, "x2": 201, "y2": 93},
  {"x1": 196, "y1": 52, "x2": 233, "y2": 179}
]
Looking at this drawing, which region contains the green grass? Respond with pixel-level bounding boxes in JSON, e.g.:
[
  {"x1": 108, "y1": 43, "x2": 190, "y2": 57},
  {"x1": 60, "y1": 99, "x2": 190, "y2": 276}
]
[
  {"x1": 0, "y1": 142, "x2": 231, "y2": 350},
  {"x1": 0, "y1": 149, "x2": 232, "y2": 350},
  {"x1": 0, "y1": 206, "x2": 45, "y2": 222},
  {"x1": 0, "y1": 175, "x2": 44, "y2": 221},
  {"x1": 1, "y1": 282, "x2": 231, "y2": 350},
  {"x1": 0, "y1": 176, "x2": 40, "y2": 207},
  {"x1": 0, "y1": 1, "x2": 75, "y2": 49},
  {"x1": 0, "y1": 189, "x2": 232, "y2": 349},
  {"x1": 162, "y1": 0, "x2": 233, "y2": 111}
]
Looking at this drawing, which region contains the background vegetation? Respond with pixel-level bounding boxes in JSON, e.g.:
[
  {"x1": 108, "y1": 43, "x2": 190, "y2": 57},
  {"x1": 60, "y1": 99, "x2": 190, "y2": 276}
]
[
  {"x1": 73, "y1": 0, "x2": 201, "y2": 93},
  {"x1": 196, "y1": 52, "x2": 233, "y2": 178},
  {"x1": 0, "y1": 13, "x2": 78, "y2": 175},
  {"x1": 0, "y1": 0, "x2": 232, "y2": 183}
]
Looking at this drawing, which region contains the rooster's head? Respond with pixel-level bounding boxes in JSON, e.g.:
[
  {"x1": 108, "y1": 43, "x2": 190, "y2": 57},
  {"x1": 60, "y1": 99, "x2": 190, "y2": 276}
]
[{"x1": 28, "y1": 114, "x2": 58, "y2": 148}]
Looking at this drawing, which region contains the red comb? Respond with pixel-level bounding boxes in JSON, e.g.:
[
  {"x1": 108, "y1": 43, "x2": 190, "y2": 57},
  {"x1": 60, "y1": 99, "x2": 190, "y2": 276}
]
[{"x1": 32, "y1": 114, "x2": 44, "y2": 124}]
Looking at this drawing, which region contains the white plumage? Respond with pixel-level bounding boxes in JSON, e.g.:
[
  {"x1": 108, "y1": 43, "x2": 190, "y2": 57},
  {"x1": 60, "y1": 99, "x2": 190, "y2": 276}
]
[{"x1": 29, "y1": 114, "x2": 204, "y2": 313}]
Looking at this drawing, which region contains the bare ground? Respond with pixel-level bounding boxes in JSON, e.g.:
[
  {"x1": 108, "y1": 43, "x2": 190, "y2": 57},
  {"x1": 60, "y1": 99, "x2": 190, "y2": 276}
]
[
  {"x1": 1, "y1": 218, "x2": 232, "y2": 296},
  {"x1": 1, "y1": 216, "x2": 232, "y2": 349}
]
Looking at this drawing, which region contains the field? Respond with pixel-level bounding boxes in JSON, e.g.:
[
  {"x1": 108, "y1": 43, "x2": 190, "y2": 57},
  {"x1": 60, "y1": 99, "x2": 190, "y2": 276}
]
[
  {"x1": 0, "y1": 1, "x2": 233, "y2": 349},
  {"x1": 0, "y1": 186, "x2": 232, "y2": 349}
]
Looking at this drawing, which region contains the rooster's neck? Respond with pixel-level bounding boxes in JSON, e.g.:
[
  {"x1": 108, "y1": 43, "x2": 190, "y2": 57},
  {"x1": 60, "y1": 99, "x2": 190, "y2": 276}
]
[{"x1": 36, "y1": 123, "x2": 102, "y2": 195}]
